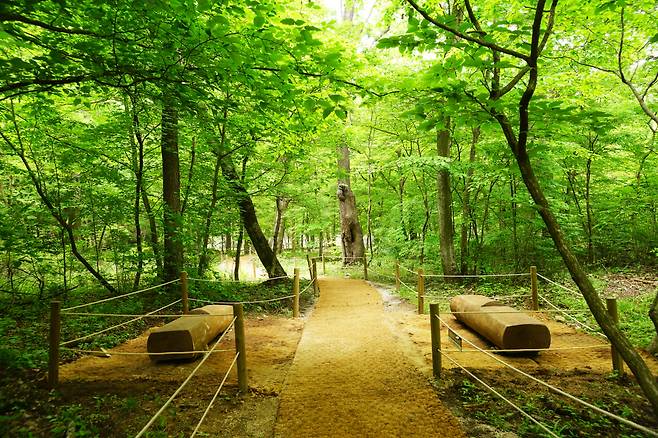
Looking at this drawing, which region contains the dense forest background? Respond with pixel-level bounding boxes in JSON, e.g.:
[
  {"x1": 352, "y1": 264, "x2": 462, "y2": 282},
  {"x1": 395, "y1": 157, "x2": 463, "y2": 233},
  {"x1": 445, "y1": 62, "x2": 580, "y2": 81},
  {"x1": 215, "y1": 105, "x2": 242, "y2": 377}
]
[
  {"x1": 1, "y1": 0, "x2": 656, "y2": 299},
  {"x1": 2, "y1": 0, "x2": 658, "y2": 433}
]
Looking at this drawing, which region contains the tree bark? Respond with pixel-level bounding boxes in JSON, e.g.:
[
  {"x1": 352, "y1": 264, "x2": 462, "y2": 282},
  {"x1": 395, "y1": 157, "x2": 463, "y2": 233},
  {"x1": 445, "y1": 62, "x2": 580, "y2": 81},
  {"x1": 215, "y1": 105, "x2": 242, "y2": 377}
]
[
  {"x1": 460, "y1": 126, "x2": 479, "y2": 274},
  {"x1": 127, "y1": 93, "x2": 144, "y2": 290},
  {"x1": 141, "y1": 188, "x2": 163, "y2": 280},
  {"x1": 337, "y1": 144, "x2": 365, "y2": 264},
  {"x1": 234, "y1": 226, "x2": 244, "y2": 281},
  {"x1": 405, "y1": 0, "x2": 658, "y2": 412},
  {"x1": 272, "y1": 196, "x2": 290, "y2": 255},
  {"x1": 436, "y1": 119, "x2": 457, "y2": 277},
  {"x1": 160, "y1": 93, "x2": 183, "y2": 285},
  {"x1": 219, "y1": 156, "x2": 287, "y2": 278}
]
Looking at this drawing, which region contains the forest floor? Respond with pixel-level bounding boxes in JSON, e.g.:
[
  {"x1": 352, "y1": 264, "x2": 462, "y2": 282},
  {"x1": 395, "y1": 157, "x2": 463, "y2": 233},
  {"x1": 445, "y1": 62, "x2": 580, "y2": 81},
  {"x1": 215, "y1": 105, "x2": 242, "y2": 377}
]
[{"x1": 2, "y1": 272, "x2": 658, "y2": 437}]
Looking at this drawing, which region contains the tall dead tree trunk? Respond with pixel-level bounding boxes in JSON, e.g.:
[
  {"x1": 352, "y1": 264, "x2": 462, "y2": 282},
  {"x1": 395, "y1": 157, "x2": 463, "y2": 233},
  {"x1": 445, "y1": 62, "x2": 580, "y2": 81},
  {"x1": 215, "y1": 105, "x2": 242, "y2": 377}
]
[
  {"x1": 219, "y1": 156, "x2": 287, "y2": 278},
  {"x1": 337, "y1": 144, "x2": 365, "y2": 264},
  {"x1": 437, "y1": 120, "x2": 457, "y2": 277},
  {"x1": 160, "y1": 93, "x2": 183, "y2": 285}
]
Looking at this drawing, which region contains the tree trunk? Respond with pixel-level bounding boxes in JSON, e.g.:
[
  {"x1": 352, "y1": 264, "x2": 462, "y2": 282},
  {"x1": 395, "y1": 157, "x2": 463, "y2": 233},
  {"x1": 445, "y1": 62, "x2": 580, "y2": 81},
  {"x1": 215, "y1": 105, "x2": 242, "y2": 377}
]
[
  {"x1": 127, "y1": 93, "x2": 144, "y2": 290},
  {"x1": 437, "y1": 120, "x2": 457, "y2": 277},
  {"x1": 585, "y1": 156, "x2": 594, "y2": 264},
  {"x1": 460, "y1": 126, "x2": 479, "y2": 275},
  {"x1": 219, "y1": 156, "x2": 287, "y2": 278},
  {"x1": 160, "y1": 94, "x2": 183, "y2": 285},
  {"x1": 514, "y1": 143, "x2": 658, "y2": 414},
  {"x1": 337, "y1": 144, "x2": 365, "y2": 264},
  {"x1": 197, "y1": 148, "x2": 222, "y2": 276},
  {"x1": 234, "y1": 226, "x2": 244, "y2": 281},
  {"x1": 141, "y1": 188, "x2": 163, "y2": 280},
  {"x1": 272, "y1": 196, "x2": 290, "y2": 255}
]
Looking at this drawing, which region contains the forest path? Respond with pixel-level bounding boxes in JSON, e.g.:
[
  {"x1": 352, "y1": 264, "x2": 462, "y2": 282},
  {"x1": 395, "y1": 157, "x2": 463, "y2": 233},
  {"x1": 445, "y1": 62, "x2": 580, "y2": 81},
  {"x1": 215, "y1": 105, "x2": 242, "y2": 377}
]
[{"x1": 273, "y1": 278, "x2": 464, "y2": 437}]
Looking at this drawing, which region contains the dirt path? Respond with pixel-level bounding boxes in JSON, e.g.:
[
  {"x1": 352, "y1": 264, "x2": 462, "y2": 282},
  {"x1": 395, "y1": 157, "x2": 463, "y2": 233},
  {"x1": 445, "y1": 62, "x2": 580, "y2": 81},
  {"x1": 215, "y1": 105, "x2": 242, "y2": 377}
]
[{"x1": 274, "y1": 278, "x2": 464, "y2": 437}]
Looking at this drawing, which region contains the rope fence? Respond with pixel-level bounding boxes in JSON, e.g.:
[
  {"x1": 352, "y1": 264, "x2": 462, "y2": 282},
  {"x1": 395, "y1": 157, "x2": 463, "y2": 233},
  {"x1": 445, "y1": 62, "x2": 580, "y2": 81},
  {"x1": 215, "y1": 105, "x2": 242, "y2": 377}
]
[
  {"x1": 135, "y1": 316, "x2": 238, "y2": 438},
  {"x1": 440, "y1": 350, "x2": 560, "y2": 437},
  {"x1": 60, "y1": 299, "x2": 182, "y2": 347},
  {"x1": 62, "y1": 279, "x2": 180, "y2": 312},
  {"x1": 433, "y1": 313, "x2": 656, "y2": 437},
  {"x1": 190, "y1": 352, "x2": 240, "y2": 437}
]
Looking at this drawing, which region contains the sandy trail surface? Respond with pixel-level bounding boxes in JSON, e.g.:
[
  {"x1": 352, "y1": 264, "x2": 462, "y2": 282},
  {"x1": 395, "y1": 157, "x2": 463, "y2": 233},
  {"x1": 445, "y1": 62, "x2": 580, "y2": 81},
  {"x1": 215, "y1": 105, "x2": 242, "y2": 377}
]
[{"x1": 273, "y1": 278, "x2": 464, "y2": 437}]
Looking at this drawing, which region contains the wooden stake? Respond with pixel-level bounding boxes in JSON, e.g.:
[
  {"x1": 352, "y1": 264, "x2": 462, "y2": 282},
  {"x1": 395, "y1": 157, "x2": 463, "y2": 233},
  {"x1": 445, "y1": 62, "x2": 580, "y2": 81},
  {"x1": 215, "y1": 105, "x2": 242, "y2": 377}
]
[
  {"x1": 180, "y1": 271, "x2": 189, "y2": 314},
  {"x1": 48, "y1": 300, "x2": 61, "y2": 388},
  {"x1": 252, "y1": 262, "x2": 256, "y2": 280},
  {"x1": 606, "y1": 298, "x2": 625, "y2": 376},
  {"x1": 293, "y1": 268, "x2": 300, "y2": 318},
  {"x1": 395, "y1": 260, "x2": 400, "y2": 291},
  {"x1": 530, "y1": 266, "x2": 538, "y2": 311},
  {"x1": 322, "y1": 255, "x2": 326, "y2": 275},
  {"x1": 417, "y1": 268, "x2": 425, "y2": 315},
  {"x1": 430, "y1": 303, "x2": 442, "y2": 379},
  {"x1": 363, "y1": 255, "x2": 368, "y2": 280},
  {"x1": 312, "y1": 259, "x2": 319, "y2": 294},
  {"x1": 233, "y1": 303, "x2": 248, "y2": 393}
]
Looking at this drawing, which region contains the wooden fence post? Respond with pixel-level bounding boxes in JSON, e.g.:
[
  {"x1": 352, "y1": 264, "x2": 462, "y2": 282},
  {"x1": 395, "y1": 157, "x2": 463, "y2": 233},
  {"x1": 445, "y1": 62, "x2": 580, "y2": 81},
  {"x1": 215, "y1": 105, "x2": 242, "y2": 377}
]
[
  {"x1": 606, "y1": 298, "x2": 625, "y2": 376},
  {"x1": 180, "y1": 271, "x2": 189, "y2": 314},
  {"x1": 430, "y1": 303, "x2": 442, "y2": 379},
  {"x1": 48, "y1": 300, "x2": 61, "y2": 388},
  {"x1": 322, "y1": 255, "x2": 326, "y2": 275},
  {"x1": 293, "y1": 268, "x2": 300, "y2": 318},
  {"x1": 395, "y1": 260, "x2": 400, "y2": 291},
  {"x1": 530, "y1": 266, "x2": 538, "y2": 311},
  {"x1": 233, "y1": 303, "x2": 248, "y2": 393},
  {"x1": 252, "y1": 262, "x2": 257, "y2": 280},
  {"x1": 312, "y1": 259, "x2": 319, "y2": 294},
  {"x1": 363, "y1": 255, "x2": 368, "y2": 280},
  {"x1": 417, "y1": 268, "x2": 425, "y2": 315}
]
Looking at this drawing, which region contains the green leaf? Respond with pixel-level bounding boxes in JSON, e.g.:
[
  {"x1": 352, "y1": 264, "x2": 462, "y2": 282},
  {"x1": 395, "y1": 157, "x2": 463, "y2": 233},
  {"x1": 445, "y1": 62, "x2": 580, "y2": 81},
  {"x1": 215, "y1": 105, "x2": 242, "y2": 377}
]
[
  {"x1": 253, "y1": 15, "x2": 265, "y2": 27},
  {"x1": 322, "y1": 107, "x2": 333, "y2": 119}
]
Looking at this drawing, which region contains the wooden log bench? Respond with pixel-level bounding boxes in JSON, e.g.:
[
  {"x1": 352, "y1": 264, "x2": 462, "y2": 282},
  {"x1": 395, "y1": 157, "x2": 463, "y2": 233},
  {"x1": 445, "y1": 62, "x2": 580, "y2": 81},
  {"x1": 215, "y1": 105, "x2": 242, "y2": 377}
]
[
  {"x1": 147, "y1": 305, "x2": 233, "y2": 361},
  {"x1": 449, "y1": 295, "x2": 551, "y2": 351}
]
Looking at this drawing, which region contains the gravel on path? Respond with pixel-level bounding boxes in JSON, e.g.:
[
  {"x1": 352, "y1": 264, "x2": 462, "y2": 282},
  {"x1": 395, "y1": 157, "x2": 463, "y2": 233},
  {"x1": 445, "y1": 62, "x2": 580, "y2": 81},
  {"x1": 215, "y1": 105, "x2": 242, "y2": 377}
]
[{"x1": 274, "y1": 278, "x2": 465, "y2": 437}]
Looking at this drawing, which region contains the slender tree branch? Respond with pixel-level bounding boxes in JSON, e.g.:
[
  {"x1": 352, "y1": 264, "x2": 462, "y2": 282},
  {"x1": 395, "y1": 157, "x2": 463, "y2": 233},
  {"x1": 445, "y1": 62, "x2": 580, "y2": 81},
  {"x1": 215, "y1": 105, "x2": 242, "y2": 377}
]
[{"x1": 405, "y1": 0, "x2": 529, "y2": 61}]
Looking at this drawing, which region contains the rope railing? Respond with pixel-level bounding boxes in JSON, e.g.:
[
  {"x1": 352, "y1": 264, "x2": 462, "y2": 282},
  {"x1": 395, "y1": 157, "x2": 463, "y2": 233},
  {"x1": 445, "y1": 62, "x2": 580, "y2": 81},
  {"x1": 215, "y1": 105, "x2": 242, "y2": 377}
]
[
  {"x1": 60, "y1": 299, "x2": 182, "y2": 347},
  {"x1": 398, "y1": 264, "x2": 418, "y2": 275},
  {"x1": 539, "y1": 295, "x2": 605, "y2": 337},
  {"x1": 536, "y1": 273, "x2": 582, "y2": 297},
  {"x1": 188, "y1": 275, "x2": 289, "y2": 283},
  {"x1": 424, "y1": 293, "x2": 531, "y2": 300},
  {"x1": 423, "y1": 272, "x2": 530, "y2": 278},
  {"x1": 61, "y1": 312, "x2": 233, "y2": 318},
  {"x1": 398, "y1": 278, "x2": 415, "y2": 293},
  {"x1": 366, "y1": 266, "x2": 397, "y2": 281},
  {"x1": 186, "y1": 274, "x2": 315, "y2": 306},
  {"x1": 435, "y1": 315, "x2": 655, "y2": 436},
  {"x1": 433, "y1": 309, "x2": 592, "y2": 316},
  {"x1": 62, "y1": 279, "x2": 180, "y2": 312},
  {"x1": 442, "y1": 344, "x2": 610, "y2": 353},
  {"x1": 60, "y1": 348, "x2": 233, "y2": 356},
  {"x1": 190, "y1": 352, "x2": 240, "y2": 438},
  {"x1": 440, "y1": 350, "x2": 559, "y2": 437},
  {"x1": 135, "y1": 317, "x2": 237, "y2": 438}
]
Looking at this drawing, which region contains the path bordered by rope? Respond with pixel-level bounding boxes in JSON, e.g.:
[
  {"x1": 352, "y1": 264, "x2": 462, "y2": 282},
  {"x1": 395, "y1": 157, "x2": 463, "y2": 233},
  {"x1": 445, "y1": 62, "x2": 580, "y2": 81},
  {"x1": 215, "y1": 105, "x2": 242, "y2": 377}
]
[{"x1": 274, "y1": 278, "x2": 464, "y2": 437}]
